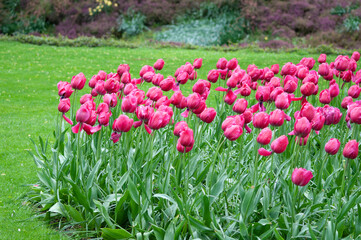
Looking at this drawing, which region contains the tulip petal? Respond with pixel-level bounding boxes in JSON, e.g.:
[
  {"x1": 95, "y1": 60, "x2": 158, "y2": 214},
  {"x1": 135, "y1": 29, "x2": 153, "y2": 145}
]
[
  {"x1": 245, "y1": 124, "x2": 252, "y2": 133},
  {"x1": 172, "y1": 84, "x2": 180, "y2": 91},
  {"x1": 133, "y1": 121, "x2": 142, "y2": 128},
  {"x1": 71, "y1": 123, "x2": 81, "y2": 134},
  {"x1": 181, "y1": 109, "x2": 189, "y2": 118},
  {"x1": 251, "y1": 103, "x2": 260, "y2": 113},
  {"x1": 62, "y1": 114, "x2": 73, "y2": 125},
  {"x1": 144, "y1": 124, "x2": 152, "y2": 134},
  {"x1": 90, "y1": 124, "x2": 102, "y2": 134},
  {"x1": 291, "y1": 97, "x2": 303, "y2": 101},
  {"x1": 215, "y1": 87, "x2": 228, "y2": 92},
  {"x1": 110, "y1": 132, "x2": 121, "y2": 143},
  {"x1": 258, "y1": 148, "x2": 272, "y2": 156}
]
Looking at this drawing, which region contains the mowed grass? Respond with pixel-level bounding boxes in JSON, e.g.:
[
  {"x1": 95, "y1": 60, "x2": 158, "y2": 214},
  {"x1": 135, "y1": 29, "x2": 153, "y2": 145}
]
[{"x1": 0, "y1": 40, "x2": 340, "y2": 239}]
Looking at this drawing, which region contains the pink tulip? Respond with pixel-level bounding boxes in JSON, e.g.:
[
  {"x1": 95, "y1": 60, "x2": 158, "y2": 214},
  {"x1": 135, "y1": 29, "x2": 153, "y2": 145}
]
[
  {"x1": 224, "y1": 125, "x2": 243, "y2": 141},
  {"x1": 104, "y1": 78, "x2": 120, "y2": 94},
  {"x1": 271, "y1": 135, "x2": 289, "y2": 153},
  {"x1": 152, "y1": 73, "x2": 164, "y2": 86},
  {"x1": 179, "y1": 128, "x2": 194, "y2": 147},
  {"x1": 199, "y1": 108, "x2": 217, "y2": 123},
  {"x1": 275, "y1": 92, "x2": 291, "y2": 109},
  {"x1": 271, "y1": 64, "x2": 279, "y2": 74},
  {"x1": 343, "y1": 140, "x2": 359, "y2": 159},
  {"x1": 329, "y1": 83, "x2": 339, "y2": 98},
  {"x1": 143, "y1": 72, "x2": 155, "y2": 83},
  {"x1": 148, "y1": 110, "x2": 169, "y2": 130},
  {"x1": 71, "y1": 72, "x2": 86, "y2": 90},
  {"x1": 319, "y1": 89, "x2": 331, "y2": 104},
  {"x1": 335, "y1": 56, "x2": 349, "y2": 71},
  {"x1": 291, "y1": 168, "x2": 313, "y2": 186},
  {"x1": 253, "y1": 112, "x2": 270, "y2": 129},
  {"x1": 193, "y1": 58, "x2": 203, "y2": 69},
  {"x1": 57, "y1": 81, "x2": 74, "y2": 98},
  {"x1": 325, "y1": 138, "x2": 340, "y2": 155},
  {"x1": 348, "y1": 85, "x2": 361, "y2": 98},
  {"x1": 95, "y1": 81, "x2": 106, "y2": 95},
  {"x1": 159, "y1": 76, "x2": 175, "y2": 91},
  {"x1": 292, "y1": 117, "x2": 311, "y2": 138},
  {"x1": 58, "y1": 98, "x2": 70, "y2": 113},
  {"x1": 352, "y1": 51, "x2": 360, "y2": 62},
  {"x1": 233, "y1": 99, "x2": 248, "y2": 114},
  {"x1": 176, "y1": 139, "x2": 193, "y2": 153},
  {"x1": 257, "y1": 127, "x2": 272, "y2": 145},
  {"x1": 117, "y1": 64, "x2": 130, "y2": 77},
  {"x1": 318, "y1": 54, "x2": 327, "y2": 63},
  {"x1": 216, "y1": 58, "x2": 228, "y2": 70},
  {"x1": 207, "y1": 69, "x2": 219, "y2": 83},
  {"x1": 146, "y1": 87, "x2": 163, "y2": 101},
  {"x1": 140, "y1": 65, "x2": 154, "y2": 78},
  {"x1": 341, "y1": 96, "x2": 353, "y2": 109},
  {"x1": 154, "y1": 59, "x2": 165, "y2": 70},
  {"x1": 187, "y1": 93, "x2": 201, "y2": 110},
  {"x1": 311, "y1": 112, "x2": 325, "y2": 131},
  {"x1": 227, "y1": 58, "x2": 238, "y2": 70}
]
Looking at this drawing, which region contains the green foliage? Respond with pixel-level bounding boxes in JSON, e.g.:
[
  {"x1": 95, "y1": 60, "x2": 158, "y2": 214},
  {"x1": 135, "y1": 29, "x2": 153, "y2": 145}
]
[
  {"x1": 155, "y1": 2, "x2": 249, "y2": 46},
  {"x1": 116, "y1": 9, "x2": 148, "y2": 38},
  {"x1": 343, "y1": 15, "x2": 361, "y2": 32}
]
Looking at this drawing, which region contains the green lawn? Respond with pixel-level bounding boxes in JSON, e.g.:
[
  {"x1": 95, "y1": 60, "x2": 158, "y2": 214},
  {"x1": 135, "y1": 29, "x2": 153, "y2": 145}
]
[{"x1": 0, "y1": 40, "x2": 340, "y2": 239}]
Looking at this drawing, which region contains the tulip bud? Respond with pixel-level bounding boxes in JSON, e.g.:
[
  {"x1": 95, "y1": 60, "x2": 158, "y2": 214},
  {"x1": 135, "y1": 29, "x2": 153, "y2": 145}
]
[
  {"x1": 193, "y1": 58, "x2": 203, "y2": 69},
  {"x1": 179, "y1": 128, "x2": 194, "y2": 147},
  {"x1": 318, "y1": 63, "x2": 330, "y2": 76},
  {"x1": 140, "y1": 65, "x2": 154, "y2": 78},
  {"x1": 113, "y1": 115, "x2": 133, "y2": 133},
  {"x1": 300, "y1": 82, "x2": 316, "y2": 96},
  {"x1": 143, "y1": 71, "x2": 155, "y2": 83},
  {"x1": 58, "y1": 98, "x2": 71, "y2": 113},
  {"x1": 253, "y1": 112, "x2": 270, "y2": 129},
  {"x1": 174, "y1": 121, "x2": 188, "y2": 137},
  {"x1": 200, "y1": 108, "x2": 217, "y2": 123},
  {"x1": 300, "y1": 103, "x2": 315, "y2": 122},
  {"x1": 275, "y1": 92, "x2": 291, "y2": 109},
  {"x1": 343, "y1": 140, "x2": 359, "y2": 159},
  {"x1": 335, "y1": 56, "x2": 349, "y2": 71},
  {"x1": 121, "y1": 95, "x2": 137, "y2": 113},
  {"x1": 176, "y1": 139, "x2": 193, "y2": 153},
  {"x1": 352, "y1": 51, "x2": 360, "y2": 62},
  {"x1": 146, "y1": 87, "x2": 163, "y2": 101},
  {"x1": 95, "y1": 81, "x2": 106, "y2": 95},
  {"x1": 71, "y1": 72, "x2": 86, "y2": 90},
  {"x1": 224, "y1": 90, "x2": 237, "y2": 105},
  {"x1": 227, "y1": 58, "x2": 238, "y2": 70},
  {"x1": 117, "y1": 64, "x2": 130, "y2": 77},
  {"x1": 176, "y1": 71, "x2": 189, "y2": 85},
  {"x1": 152, "y1": 73, "x2": 164, "y2": 86},
  {"x1": 216, "y1": 58, "x2": 228, "y2": 70},
  {"x1": 154, "y1": 59, "x2": 165, "y2": 70},
  {"x1": 341, "y1": 96, "x2": 353, "y2": 109},
  {"x1": 224, "y1": 125, "x2": 243, "y2": 141},
  {"x1": 318, "y1": 54, "x2": 327, "y2": 63},
  {"x1": 348, "y1": 85, "x2": 361, "y2": 99},
  {"x1": 293, "y1": 117, "x2": 311, "y2": 138},
  {"x1": 270, "y1": 109, "x2": 285, "y2": 127},
  {"x1": 271, "y1": 64, "x2": 279, "y2": 74},
  {"x1": 329, "y1": 83, "x2": 339, "y2": 98},
  {"x1": 311, "y1": 112, "x2": 325, "y2": 131},
  {"x1": 319, "y1": 89, "x2": 331, "y2": 104},
  {"x1": 325, "y1": 138, "x2": 340, "y2": 155},
  {"x1": 350, "y1": 107, "x2": 361, "y2": 124},
  {"x1": 76, "y1": 106, "x2": 91, "y2": 123},
  {"x1": 291, "y1": 168, "x2": 313, "y2": 186},
  {"x1": 207, "y1": 69, "x2": 219, "y2": 83},
  {"x1": 257, "y1": 128, "x2": 272, "y2": 145},
  {"x1": 271, "y1": 135, "x2": 289, "y2": 154},
  {"x1": 159, "y1": 77, "x2": 175, "y2": 92},
  {"x1": 233, "y1": 98, "x2": 248, "y2": 114}
]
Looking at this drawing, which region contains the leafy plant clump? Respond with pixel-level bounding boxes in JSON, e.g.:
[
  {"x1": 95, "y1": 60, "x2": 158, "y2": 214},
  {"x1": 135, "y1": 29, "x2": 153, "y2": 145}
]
[{"x1": 155, "y1": 3, "x2": 249, "y2": 46}]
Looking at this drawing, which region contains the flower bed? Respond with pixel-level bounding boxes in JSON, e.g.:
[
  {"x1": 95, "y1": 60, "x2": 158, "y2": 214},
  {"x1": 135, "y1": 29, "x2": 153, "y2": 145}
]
[{"x1": 29, "y1": 52, "x2": 361, "y2": 239}]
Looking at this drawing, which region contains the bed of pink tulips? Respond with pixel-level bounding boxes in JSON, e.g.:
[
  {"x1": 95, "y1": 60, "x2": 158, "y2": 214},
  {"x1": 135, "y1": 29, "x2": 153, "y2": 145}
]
[{"x1": 28, "y1": 51, "x2": 361, "y2": 239}]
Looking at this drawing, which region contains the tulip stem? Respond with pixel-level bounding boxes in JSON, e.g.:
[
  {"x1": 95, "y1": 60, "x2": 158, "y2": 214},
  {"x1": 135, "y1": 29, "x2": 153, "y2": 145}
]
[
  {"x1": 96, "y1": 127, "x2": 102, "y2": 161},
  {"x1": 341, "y1": 158, "x2": 350, "y2": 198}
]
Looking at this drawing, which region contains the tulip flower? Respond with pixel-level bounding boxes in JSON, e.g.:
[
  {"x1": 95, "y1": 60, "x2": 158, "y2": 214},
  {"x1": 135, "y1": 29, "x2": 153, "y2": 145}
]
[
  {"x1": 179, "y1": 128, "x2": 194, "y2": 147},
  {"x1": 318, "y1": 54, "x2": 327, "y2": 63},
  {"x1": 290, "y1": 117, "x2": 311, "y2": 138},
  {"x1": 148, "y1": 110, "x2": 170, "y2": 130},
  {"x1": 216, "y1": 58, "x2": 227, "y2": 70},
  {"x1": 352, "y1": 51, "x2": 360, "y2": 62},
  {"x1": 152, "y1": 73, "x2": 164, "y2": 86},
  {"x1": 72, "y1": 106, "x2": 92, "y2": 134},
  {"x1": 111, "y1": 115, "x2": 134, "y2": 143},
  {"x1": 146, "y1": 87, "x2": 163, "y2": 101},
  {"x1": 207, "y1": 69, "x2": 219, "y2": 83},
  {"x1": 199, "y1": 108, "x2": 217, "y2": 123},
  {"x1": 154, "y1": 59, "x2": 165, "y2": 70},
  {"x1": 258, "y1": 135, "x2": 289, "y2": 156},
  {"x1": 319, "y1": 89, "x2": 331, "y2": 104},
  {"x1": 348, "y1": 85, "x2": 361, "y2": 99},
  {"x1": 343, "y1": 140, "x2": 359, "y2": 159},
  {"x1": 224, "y1": 125, "x2": 243, "y2": 141},
  {"x1": 193, "y1": 58, "x2": 203, "y2": 69},
  {"x1": 143, "y1": 72, "x2": 155, "y2": 83},
  {"x1": 253, "y1": 112, "x2": 270, "y2": 129},
  {"x1": 233, "y1": 99, "x2": 248, "y2": 114},
  {"x1": 117, "y1": 64, "x2": 130, "y2": 77},
  {"x1": 159, "y1": 77, "x2": 175, "y2": 92},
  {"x1": 71, "y1": 72, "x2": 86, "y2": 90},
  {"x1": 257, "y1": 128, "x2": 272, "y2": 145},
  {"x1": 57, "y1": 81, "x2": 74, "y2": 98},
  {"x1": 187, "y1": 93, "x2": 201, "y2": 110},
  {"x1": 325, "y1": 138, "x2": 340, "y2": 155},
  {"x1": 335, "y1": 56, "x2": 349, "y2": 71},
  {"x1": 350, "y1": 107, "x2": 361, "y2": 124},
  {"x1": 176, "y1": 139, "x2": 193, "y2": 153},
  {"x1": 291, "y1": 168, "x2": 313, "y2": 186}
]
